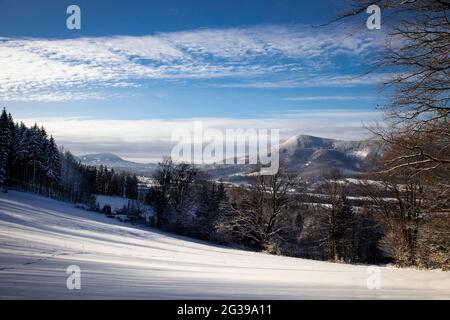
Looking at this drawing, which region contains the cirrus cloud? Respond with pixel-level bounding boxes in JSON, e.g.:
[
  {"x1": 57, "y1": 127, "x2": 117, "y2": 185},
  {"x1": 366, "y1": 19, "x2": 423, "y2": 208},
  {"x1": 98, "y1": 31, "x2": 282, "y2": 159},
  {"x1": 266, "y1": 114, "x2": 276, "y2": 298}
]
[{"x1": 0, "y1": 24, "x2": 386, "y2": 102}]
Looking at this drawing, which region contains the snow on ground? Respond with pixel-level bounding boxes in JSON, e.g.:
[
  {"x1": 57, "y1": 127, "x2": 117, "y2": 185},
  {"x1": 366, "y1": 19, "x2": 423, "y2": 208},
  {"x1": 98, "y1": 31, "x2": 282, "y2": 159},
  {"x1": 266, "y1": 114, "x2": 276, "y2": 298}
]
[
  {"x1": 1, "y1": 191, "x2": 449, "y2": 299},
  {"x1": 95, "y1": 194, "x2": 130, "y2": 212}
]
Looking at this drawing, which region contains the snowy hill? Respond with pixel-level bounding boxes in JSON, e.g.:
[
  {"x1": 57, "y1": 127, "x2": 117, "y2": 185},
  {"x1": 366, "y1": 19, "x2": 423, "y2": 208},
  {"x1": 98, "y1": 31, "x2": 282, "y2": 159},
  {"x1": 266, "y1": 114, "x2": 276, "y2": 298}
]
[
  {"x1": 79, "y1": 153, "x2": 128, "y2": 166},
  {"x1": 78, "y1": 153, "x2": 157, "y2": 175},
  {"x1": 77, "y1": 135, "x2": 381, "y2": 180},
  {"x1": 278, "y1": 135, "x2": 382, "y2": 178},
  {"x1": 95, "y1": 194, "x2": 130, "y2": 212},
  {"x1": 1, "y1": 191, "x2": 449, "y2": 299},
  {"x1": 204, "y1": 135, "x2": 382, "y2": 182}
]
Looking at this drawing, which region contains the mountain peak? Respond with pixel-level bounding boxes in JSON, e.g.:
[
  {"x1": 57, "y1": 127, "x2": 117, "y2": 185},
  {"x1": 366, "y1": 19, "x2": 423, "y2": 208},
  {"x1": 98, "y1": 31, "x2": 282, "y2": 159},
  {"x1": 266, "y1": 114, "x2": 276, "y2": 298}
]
[
  {"x1": 281, "y1": 135, "x2": 336, "y2": 149},
  {"x1": 78, "y1": 153, "x2": 157, "y2": 174},
  {"x1": 80, "y1": 153, "x2": 124, "y2": 162},
  {"x1": 276, "y1": 134, "x2": 380, "y2": 178}
]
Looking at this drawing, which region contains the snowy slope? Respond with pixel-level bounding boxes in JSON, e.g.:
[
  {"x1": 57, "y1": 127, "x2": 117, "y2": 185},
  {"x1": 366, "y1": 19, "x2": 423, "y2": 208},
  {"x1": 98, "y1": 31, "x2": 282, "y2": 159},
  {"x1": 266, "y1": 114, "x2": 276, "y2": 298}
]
[
  {"x1": 1, "y1": 191, "x2": 449, "y2": 299},
  {"x1": 278, "y1": 135, "x2": 382, "y2": 178},
  {"x1": 95, "y1": 194, "x2": 130, "y2": 212}
]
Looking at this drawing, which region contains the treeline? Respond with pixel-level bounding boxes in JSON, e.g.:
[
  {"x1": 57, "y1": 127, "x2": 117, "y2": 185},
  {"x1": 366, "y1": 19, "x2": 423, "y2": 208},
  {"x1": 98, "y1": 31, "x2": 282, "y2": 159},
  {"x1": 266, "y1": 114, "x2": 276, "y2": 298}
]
[
  {"x1": 94, "y1": 165, "x2": 139, "y2": 199},
  {"x1": 146, "y1": 158, "x2": 226, "y2": 238},
  {"x1": 146, "y1": 159, "x2": 381, "y2": 262},
  {"x1": 0, "y1": 108, "x2": 138, "y2": 202},
  {"x1": 147, "y1": 159, "x2": 449, "y2": 270},
  {"x1": 1, "y1": 108, "x2": 448, "y2": 269}
]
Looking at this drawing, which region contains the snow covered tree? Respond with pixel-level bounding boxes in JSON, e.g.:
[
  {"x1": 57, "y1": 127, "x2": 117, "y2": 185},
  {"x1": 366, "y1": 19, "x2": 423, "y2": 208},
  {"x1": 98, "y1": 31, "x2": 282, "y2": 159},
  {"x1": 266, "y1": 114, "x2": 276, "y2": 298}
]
[
  {"x1": 0, "y1": 109, "x2": 137, "y2": 204},
  {"x1": 307, "y1": 172, "x2": 359, "y2": 262},
  {"x1": 216, "y1": 165, "x2": 303, "y2": 253},
  {"x1": 149, "y1": 158, "x2": 198, "y2": 230},
  {"x1": 125, "y1": 174, "x2": 138, "y2": 200},
  {"x1": 334, "y1": 195, "x2": 356, "y2": 262},
  {"x1": 192, "y1": 180, "x2": 226, "y2": 240},
  {"x1": 151, "y1": 157, "x2": 176, "y2": 228},
  {"x1": 330, "y1": 1, "x2": 450, "y2": 268},
  {"x1": 45, "y1": 136, "x2": 62, "y2": 191}
]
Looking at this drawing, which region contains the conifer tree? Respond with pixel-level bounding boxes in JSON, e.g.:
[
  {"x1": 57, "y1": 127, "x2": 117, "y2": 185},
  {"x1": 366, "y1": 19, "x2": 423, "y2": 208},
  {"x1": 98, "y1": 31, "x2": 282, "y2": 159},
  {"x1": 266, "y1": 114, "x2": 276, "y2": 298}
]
[{"x1": 0, "y1": 108, "x2": 12, "y2": 192}]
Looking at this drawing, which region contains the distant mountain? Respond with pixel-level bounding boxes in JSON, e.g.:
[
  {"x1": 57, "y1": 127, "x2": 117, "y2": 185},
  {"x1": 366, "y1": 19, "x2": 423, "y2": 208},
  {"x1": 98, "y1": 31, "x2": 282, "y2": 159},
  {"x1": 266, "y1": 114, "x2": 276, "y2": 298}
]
[
  {"x1": 278, "y1": 135, "x2": 382, "y2": 178},
  {"x1": 203, "y1": 134, "x2": 382, "y2": 182},
  {"x1": 78, "y1": 153, "x2": 157, "y2": 175},
  {"x1": 79, "y1": 153, "x2": 129, "y2": 166},
  {"x1": 78, "y1": 135, "x2": 382, "y2": 180}
]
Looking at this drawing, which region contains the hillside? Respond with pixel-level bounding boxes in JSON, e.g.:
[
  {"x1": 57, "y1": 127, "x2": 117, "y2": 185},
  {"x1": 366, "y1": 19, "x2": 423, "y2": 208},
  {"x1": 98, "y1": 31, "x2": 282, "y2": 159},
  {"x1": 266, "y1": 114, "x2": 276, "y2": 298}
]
[
  {"x1": 0, "y1": 191, "x2": 449, "y2": 299},
  {"x1": 78, "y1": 153, "x2": 157, "y2": 175},
  {"x1": 278, "y1": 135, "x2": 381, "y2": 177},
  {"x1": 77, "y1": 135, "x2": 381, "y2": 181},
  {"x1": 204, "y1": 134, "x2": 382, "y2": 182}
]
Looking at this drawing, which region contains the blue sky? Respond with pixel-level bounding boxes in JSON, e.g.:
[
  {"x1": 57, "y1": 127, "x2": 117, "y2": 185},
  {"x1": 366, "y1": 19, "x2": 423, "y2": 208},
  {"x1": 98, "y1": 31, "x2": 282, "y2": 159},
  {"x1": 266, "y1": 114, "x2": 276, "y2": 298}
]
[{"x1": 0, "y1": 0, "x2": 389, "y2": 162}]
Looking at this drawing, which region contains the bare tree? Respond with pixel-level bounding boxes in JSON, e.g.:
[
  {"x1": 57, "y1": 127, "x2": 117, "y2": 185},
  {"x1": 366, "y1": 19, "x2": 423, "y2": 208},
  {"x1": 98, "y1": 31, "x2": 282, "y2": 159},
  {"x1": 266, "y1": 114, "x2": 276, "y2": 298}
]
[
  {"x1": 314, "y1": 171, "x2": 356, "y2": 262},
  {"x1": 170, "y1": 162, "x2": 198, "y2": 232},
  {"x1": 151, "y1": 157, "x2": 198, "y2": 230},
  {"x1": 331, "y1": 1, "x2": 449, "y2": 172},
  {"x1": 416, "y1": 214, "x2": 450, "y2": 270},
  {"x1": 362, "y1": 168, "x2": 430, "y2": 267},
  {"x1": 217, "y1": 166, "x2": 303, "y2": 253},
  {"x1": 332, "y1": 0, "x2": 450, "y2": 269},
  {"x1": 151, "y1": 157, "x2": 175, "y2": 228}
]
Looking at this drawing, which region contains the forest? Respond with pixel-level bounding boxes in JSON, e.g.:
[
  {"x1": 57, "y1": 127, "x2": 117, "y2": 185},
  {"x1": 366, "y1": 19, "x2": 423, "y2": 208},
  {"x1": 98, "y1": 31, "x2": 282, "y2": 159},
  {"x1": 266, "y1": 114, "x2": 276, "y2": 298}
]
[
  {"x1": 1, "y1": 107, "x2": 449, "y2": 270},
  {"x1": 0, "y1": 108, "x2": 138, "y2": 204},
  {"x1": 145, "y1": 157, "x2": 449, "y2": 270}
]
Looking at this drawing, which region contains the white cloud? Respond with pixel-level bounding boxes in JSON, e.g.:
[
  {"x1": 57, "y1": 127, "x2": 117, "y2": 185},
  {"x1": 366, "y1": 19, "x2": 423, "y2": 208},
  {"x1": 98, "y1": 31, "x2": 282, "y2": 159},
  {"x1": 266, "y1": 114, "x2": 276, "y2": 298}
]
[
  {"x1": 284, "y1": 95, "x2": 376, "y2": 101},
  {"x1": 0, "y1": 24, "x2": 385, "y2": 101},
  {"x1": 215, "y1": 73, "x2": 395, "y2": 89},
  {"x1": 2, "y1": 92, "x2": 105, "y2": 102}
]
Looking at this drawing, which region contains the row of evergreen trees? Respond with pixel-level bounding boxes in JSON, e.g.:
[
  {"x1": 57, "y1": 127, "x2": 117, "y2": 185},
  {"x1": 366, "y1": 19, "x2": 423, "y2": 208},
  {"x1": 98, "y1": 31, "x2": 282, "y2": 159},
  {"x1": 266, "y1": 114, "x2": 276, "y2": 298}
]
[
  {"x1": 95, "y1": 165, "x2": 139, "y2": 200},
  {"x1": 0, "y1": 109, "x2": 61, "y2": 194},
  {"x1": 0, "y1": 108, "x2": 138, "y2": 202}
]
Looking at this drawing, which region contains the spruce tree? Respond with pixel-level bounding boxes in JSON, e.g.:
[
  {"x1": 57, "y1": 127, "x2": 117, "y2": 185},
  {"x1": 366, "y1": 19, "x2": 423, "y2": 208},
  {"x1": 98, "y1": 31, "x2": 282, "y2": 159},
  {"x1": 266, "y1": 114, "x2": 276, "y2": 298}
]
[
  {"x1": 0, "y1": 108, "x2": 12, "y2": 192},
  {"x1": 46, "y1": 136, "x2": 61, "y2": 188}
]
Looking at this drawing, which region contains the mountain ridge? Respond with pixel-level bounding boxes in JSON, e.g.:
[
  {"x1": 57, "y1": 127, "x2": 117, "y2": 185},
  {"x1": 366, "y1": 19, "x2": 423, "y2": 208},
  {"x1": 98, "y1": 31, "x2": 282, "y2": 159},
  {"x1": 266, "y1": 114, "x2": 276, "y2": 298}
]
[
  {"x1": 77, "y1": 134, "x2": 382, "y2": 179},
  {"x1": 77, "y1": 153, "x2": 158, "y2": 174}
]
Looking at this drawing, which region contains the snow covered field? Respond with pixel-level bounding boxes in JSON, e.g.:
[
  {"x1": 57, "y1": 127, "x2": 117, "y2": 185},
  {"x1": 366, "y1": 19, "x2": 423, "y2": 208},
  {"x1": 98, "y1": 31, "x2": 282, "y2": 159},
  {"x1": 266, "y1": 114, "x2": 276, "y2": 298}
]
[
  {"x1": 95, "y1": 194, "x2": 130, "y2": 212},
  {"x1": 0, "y1": 191, "x2": 449, "y2": 299}
]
